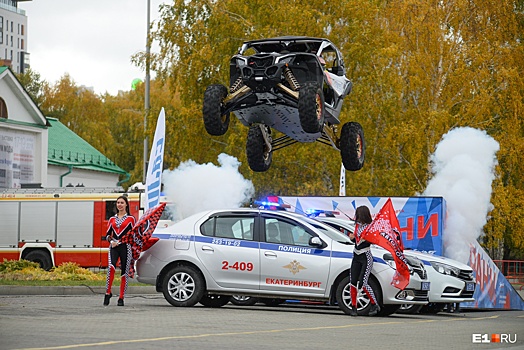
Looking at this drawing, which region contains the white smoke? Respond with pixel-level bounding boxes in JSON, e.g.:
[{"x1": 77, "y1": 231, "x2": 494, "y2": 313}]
[
  {"x1": 422, "y1": 127, "x2": 499, "y2": 262},
  {"x1": 162, "y1": 153, "x2": 255, "y2": 221}
]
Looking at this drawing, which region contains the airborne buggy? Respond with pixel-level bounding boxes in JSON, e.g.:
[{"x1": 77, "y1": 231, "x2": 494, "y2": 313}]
[{"x1": 203, "y1": 36, "x2": 365, "y2": 172}]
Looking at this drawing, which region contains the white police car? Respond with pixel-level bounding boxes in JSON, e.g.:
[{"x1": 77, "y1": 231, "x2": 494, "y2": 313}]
[
  {"x1": 316, "y1": 216, "x2": 475, "y2": 314},
  {"x1": 136, "y1": 208, "x2": 430, "y2": 316}
]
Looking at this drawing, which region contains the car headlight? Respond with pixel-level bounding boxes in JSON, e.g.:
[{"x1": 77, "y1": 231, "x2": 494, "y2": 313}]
[
  {"x1": 430, "y1": 261, "x2": 461, "y2": 277},
  {"x1": 383, "y1": 253, "x2": 396, "y2": 269},
  {"x1": 384, "y1": 253, "x2": 415, "y2": 273},
  {"x1": 235, "y1": 57, "x2": 248, "y2": 67}
]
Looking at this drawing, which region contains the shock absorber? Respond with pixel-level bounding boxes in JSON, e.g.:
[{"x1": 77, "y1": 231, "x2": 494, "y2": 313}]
[
  {"x1": 283, "y1": 65, "x2": 300, "y2": 91},
  {"x1": 230, "y1": 77, "x2": 243, "y2": 93}
]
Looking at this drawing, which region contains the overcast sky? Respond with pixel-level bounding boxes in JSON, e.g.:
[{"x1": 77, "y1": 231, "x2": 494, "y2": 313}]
[{"x1": 19, "y1": 0, "x2": 167, "y2": 95}]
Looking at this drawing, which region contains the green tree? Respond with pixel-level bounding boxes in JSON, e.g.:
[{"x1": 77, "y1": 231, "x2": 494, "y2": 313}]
[{"x1": 16, "y1": 68, "x2": 48, "y2": 107}]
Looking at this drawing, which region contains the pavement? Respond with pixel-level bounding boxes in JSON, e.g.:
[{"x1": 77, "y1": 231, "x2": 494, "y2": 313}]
[
  {"x1": 0, "y1": 284, "x2": 156, "y2": 296},
  {"x1": 2, "y1": 282, "x2": 523, "y2": 300}
]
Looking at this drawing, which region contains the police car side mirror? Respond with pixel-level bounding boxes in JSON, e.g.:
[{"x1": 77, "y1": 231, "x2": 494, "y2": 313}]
[{"x1": 310, "y1": 237, "x2": 323, "y2": 246}]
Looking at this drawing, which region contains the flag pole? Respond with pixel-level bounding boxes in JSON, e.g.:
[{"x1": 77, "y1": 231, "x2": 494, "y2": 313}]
[
  {"x1": 339, "y1": 163, "x2": 346, "y2": 196},
  {"x1": 143, "y1": 0, "x2": 151, "y2": 183}
]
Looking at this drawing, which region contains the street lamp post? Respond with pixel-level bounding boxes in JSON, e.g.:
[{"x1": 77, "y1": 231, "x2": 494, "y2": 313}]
[{"x1": 143, "y1": 0, "x2": 151, "y2": 184}]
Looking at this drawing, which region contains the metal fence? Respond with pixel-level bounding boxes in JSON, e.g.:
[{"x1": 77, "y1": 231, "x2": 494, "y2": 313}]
[{"x1": 493, "y1": 260, "x2": 524, "y2": 286}]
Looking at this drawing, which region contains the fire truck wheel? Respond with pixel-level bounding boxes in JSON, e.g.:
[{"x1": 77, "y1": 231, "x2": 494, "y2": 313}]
[{"x1": 24, "y1": 250, "x2": 52, "y2": 271}]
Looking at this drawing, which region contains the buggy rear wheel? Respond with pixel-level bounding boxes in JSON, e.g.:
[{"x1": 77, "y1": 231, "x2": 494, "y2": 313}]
[
  {"x1": 246, "y1": 125, "x2": 272, "y2": 172},
  {"x1": 298, "y1": 82, "x2": 325, "y2": 133},
  {"x1": 340, "y1": 122, "x2": 365, "y2": 171},
  {"x1": 203, "y1": 84, "x2": 230, "y2": 136}
]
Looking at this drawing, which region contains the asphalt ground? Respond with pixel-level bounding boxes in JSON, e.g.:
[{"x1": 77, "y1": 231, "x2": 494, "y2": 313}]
[{"x1": 0, "y1": 288, "x2": 523, "y2": 350}]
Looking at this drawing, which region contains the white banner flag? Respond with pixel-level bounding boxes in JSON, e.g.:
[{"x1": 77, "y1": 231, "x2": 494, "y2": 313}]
[
  {"x1": 144, "y1": 108, "x2": 166, "y2": 211},
  {"x1": 339, "y1": 163, "x2": 346, "y2": 196}
]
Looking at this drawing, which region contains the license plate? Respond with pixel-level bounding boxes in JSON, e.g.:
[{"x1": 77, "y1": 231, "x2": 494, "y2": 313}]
[
  {"x1": 421, "y1": 282, "x2": 431, "y2": 291},
  {"x1": 466, "y1": 281, "x2": 475, "y2": 291}
]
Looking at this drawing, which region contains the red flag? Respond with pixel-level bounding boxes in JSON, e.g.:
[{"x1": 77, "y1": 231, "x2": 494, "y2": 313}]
[
  {"x1": 122, "y1": 202, "x2": 167, "y2": 278},
  {"x1": 360, "y1": 198, "x2": 410, "y2": 290}
]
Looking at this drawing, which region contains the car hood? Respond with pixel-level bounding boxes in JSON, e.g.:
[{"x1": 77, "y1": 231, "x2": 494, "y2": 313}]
[{"x1": 404, "y1": 250, "x2": 472, "y2": 271}]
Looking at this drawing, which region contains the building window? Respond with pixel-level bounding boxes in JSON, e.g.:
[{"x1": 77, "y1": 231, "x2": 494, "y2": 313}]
[
  {"x1": 21, "y1": 24, "x2": 24, "y2": 36},
  {"x1": 0, "y1": 97, "x2": 8, "y2": 119},
  {"x1": 21, "y1": 39, "x2": 24, "y2": 50}
]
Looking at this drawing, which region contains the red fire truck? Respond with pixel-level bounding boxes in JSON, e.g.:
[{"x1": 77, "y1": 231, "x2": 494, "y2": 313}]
[{"x1": 0, "y1": 188, "x2": 142, "y2": 270}]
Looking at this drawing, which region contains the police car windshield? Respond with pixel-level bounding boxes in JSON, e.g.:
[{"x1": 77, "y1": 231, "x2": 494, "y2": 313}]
[{"x1": 298, "y1": 216, "x2": 352, "y2": 244}]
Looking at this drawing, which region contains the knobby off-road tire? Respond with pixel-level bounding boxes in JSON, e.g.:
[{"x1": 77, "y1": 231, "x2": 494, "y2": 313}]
[
  {"x1": 298, "y1": 82, "x2": 325, "y2": 133},
  {"x1": 340, "y1": 121, "x2": 365, "y2": 171},
  {"x1": 246, "y1": 125, "x2": 272, "y2": 172},
  {"x1": 199, "y1": 294, "x2": 231, "y2": 308},
  {"x1": 203, "y1": 84, "x2": 230, "y2": 136},
  {"x1": 162, "y1": 265, "x2": 205, "y2": 307}
]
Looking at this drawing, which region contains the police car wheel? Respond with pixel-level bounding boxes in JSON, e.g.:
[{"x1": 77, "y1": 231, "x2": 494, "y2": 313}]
[
  {"x1": 397, "y1": 303, "x2": 423, "y2": 314},
  {"x1": 419, "y1": 303, "x2": 445, "y2": 314},
  {"x1": 230, "y1": 295, "x2": 258, "y2": 306},
  {"x1": 162, "y1": 265, "x2": 205, "y2": 307},
  {"x1": 260, "y1": 298, "x2": 285, "y2": 307},
  {"x1": 199, "y1": 294, "x2": 231, "y2": 308},
  {"x1": 335, "y1": 276, "x2": 382, "y2": 316}
]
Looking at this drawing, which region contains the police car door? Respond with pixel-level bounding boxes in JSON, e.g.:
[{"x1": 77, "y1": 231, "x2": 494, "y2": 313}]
[
  {"x1": 260, "y1": 215, "x2": 329, "y2": 296},
  {"x1": 196, "y1": 212, "x2": 260, "y2": 290}
]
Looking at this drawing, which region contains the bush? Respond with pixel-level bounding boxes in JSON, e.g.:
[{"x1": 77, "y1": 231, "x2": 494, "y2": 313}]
[
  {"x1": 0, "y1": 259, "x2": 105, "y2": 281},
  {"x1": 0, "y1": 259, "x2": 40, "y2": 272}
]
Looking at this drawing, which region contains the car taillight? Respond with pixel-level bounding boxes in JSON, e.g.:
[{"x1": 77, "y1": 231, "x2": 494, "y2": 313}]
[{"x1": 142, "y1": 237, "x2": 159, "y2": 251}]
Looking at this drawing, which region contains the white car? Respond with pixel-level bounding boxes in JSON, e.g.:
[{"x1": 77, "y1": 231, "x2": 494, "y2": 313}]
[
  {"x1": 316, "y1": 217, "x2": 476, "y2": 314},
  {"x1": 136, "y1": 208, "x2": 430, "y2": 316}
]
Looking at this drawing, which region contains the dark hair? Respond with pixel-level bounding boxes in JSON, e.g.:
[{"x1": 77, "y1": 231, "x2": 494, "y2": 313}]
[
  {"x1": 115, "y1": 195, "x2": 131, "y2": 215},
  {"x1": 355, "y1": 206, "x2": 372, "y2": 225}
]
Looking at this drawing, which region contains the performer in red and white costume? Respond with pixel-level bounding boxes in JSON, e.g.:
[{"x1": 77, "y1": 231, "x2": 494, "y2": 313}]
[
  {"x1": 104, "y1": 195, "x2": 136, "y2": 307},
  {"x1": 348, "y1": 205, "x2": 380, "y2": 316}
]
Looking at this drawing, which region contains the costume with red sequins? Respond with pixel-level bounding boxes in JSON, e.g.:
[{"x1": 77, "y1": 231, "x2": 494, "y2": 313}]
[
  {"x1": 349, "y1": 222, "x2": 378, "y2": 307},
  {"x1": 105, "y1": 214, "x2": 136, "y2": 299}
]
